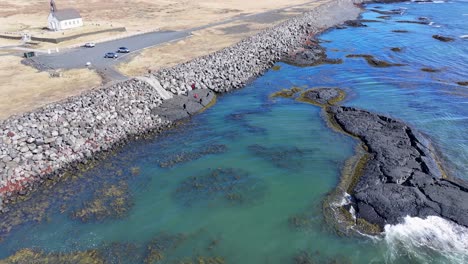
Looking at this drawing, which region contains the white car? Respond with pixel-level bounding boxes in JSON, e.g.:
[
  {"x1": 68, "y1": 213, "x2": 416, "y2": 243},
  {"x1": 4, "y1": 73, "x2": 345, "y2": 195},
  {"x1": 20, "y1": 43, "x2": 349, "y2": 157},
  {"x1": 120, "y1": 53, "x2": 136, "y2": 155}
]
[{"x1": 84, "y1": 42, "x2": 96, "y2": 48}]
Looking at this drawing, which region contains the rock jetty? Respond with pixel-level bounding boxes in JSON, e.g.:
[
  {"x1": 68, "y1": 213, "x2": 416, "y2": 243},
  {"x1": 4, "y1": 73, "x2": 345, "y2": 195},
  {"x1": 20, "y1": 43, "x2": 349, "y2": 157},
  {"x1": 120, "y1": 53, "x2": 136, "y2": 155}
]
[
  {"x1": 328, "y1": 106, "x2": 468, "y2": 229},
  {"x1": 0, "y1": 0, "x2": 364, "y2": 212}
]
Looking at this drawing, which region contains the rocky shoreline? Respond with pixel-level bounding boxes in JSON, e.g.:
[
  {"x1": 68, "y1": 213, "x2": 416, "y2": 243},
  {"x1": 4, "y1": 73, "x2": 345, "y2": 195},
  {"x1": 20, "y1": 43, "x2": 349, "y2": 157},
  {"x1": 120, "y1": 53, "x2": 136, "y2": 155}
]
[
  {"x1": 293, "y1": 88, "x2": 468, "y2": 234},
  {"x1": 328, "y1": 106, "x2": 468, "y2": 231},
  {"x1": 0, "y1": 0, "x2": 365, "y2": 212}
]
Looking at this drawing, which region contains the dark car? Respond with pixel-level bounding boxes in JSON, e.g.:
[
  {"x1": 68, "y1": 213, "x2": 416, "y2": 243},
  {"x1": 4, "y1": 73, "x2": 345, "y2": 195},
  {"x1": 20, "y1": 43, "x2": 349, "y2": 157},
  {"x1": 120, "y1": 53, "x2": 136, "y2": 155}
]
[
  {"x1": 104, "y1": 52, "x2": 118, "y2": 58},
  {"x1": 117, "y1": 47, "x2": 130, "y2": 53}
]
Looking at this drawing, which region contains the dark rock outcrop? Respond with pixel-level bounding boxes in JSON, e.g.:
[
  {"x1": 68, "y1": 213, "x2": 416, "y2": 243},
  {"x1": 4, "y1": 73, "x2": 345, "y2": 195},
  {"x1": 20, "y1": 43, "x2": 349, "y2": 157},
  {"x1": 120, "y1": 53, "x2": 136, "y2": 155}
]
[
  {"x1": 282, "y1": 43, "x2": 343, "y2": 67},
  {"x1": 344, "y1": 20, "x2": 367, "y2": 27},
  {"x1": 433, "y1": 35, "x2": 455, "y2": 42},
  {"x1": 328, "y1": 106, "x2": 468, "y2": 228},
  {"x1": 370, "y1": 8, "x2": 404, "y2": 15},
  {"x1": 392, "y1": 30, "x2": 409, "y2": 33},
  {"x1": 346, "y1": 54, "x2": 406, "y2": 67},
  {"x1": 396, "y1": 20, "x2": 430, "y2": 25},
  {"x1": 299, "y1": 88, "x2": 345, "y2": 106}
]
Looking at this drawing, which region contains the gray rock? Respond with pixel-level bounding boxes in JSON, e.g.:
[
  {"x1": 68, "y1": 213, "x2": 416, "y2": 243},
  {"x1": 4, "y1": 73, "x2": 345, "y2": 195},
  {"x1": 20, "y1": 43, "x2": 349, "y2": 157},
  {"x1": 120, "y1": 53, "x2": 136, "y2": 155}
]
[{"x1": 329, "y1": 106, "x2": 468, "y2": 228}]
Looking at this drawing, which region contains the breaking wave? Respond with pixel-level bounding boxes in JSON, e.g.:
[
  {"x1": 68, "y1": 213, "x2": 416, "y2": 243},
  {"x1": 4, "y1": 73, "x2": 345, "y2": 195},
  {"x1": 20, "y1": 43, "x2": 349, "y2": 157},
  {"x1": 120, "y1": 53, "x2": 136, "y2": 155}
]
[{"x1": 384, "y1": 216, "x2": 468, "y2": 263}]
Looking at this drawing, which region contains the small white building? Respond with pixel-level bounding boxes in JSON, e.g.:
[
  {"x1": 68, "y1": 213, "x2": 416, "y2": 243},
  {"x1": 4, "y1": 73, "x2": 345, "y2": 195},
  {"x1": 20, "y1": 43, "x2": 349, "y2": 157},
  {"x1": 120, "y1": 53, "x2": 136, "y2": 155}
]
[{"x1": 47, "y1": 0, "x2": 83, "y2": 31}]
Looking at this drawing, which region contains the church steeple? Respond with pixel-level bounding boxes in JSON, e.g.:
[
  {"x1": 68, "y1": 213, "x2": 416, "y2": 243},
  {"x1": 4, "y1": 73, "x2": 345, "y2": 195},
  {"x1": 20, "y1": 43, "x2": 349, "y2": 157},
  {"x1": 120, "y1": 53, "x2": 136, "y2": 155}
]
[{"x1": 50, "y1": 0, "x2": 57, "y2": 13}]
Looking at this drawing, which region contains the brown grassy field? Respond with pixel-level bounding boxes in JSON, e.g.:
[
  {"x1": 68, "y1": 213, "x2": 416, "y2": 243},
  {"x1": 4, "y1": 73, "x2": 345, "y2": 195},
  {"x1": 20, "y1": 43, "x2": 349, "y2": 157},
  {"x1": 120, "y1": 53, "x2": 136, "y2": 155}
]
[{"x1": 0, "y1": 56, "x2": 101, "y2": 119}]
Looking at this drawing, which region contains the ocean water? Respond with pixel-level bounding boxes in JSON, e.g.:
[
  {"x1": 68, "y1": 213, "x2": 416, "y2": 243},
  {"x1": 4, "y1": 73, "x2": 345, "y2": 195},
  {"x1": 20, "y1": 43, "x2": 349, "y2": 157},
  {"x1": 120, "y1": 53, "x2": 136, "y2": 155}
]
[{"x1": 0, "y1": 1, "x2": 467, "y2": 263}]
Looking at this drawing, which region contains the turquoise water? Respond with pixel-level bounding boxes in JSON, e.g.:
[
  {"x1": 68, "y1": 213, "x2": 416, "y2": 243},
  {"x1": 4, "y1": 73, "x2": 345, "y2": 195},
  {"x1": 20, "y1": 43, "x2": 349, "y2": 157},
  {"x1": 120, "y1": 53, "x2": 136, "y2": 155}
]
[{"x1": 0, "y1": 1, "x2": 467, "y2": 263}]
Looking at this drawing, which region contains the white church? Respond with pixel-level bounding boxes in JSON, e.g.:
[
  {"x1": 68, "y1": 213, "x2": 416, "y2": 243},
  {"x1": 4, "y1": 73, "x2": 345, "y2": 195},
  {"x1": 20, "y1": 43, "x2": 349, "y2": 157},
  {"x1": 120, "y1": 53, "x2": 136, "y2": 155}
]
[{"x1": 47, "y1": 0, "x2": 83, "y2": 31}]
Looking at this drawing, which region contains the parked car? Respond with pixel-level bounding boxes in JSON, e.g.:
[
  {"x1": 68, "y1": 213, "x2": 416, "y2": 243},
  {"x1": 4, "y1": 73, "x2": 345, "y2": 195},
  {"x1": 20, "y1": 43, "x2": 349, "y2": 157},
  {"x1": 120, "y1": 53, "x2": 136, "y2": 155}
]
[
  {"x1": 84, "y1": 42, "x2": 96, "y2": 48},
  {"x1": 104, "y1": 52, "x2": 118, "y2": 58},
  {"x1": 117, "y1": 47, "x2": 130, "y2": 53}
]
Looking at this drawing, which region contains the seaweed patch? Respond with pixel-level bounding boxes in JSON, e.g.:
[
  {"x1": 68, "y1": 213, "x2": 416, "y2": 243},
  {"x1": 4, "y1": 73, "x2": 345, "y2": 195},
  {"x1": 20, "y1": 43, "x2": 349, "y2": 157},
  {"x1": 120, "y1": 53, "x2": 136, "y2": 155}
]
[
  {"x1": 71, "y1": 181, "x2": 134, "y2": 222},
  {"x1": 157, "y1": 144, "x2": 228, "y2": 168},
  {"x1": 248, "y1": 144, "x2": 305, "y2": 171},
  {"x1": 174, "y1": 168, "x2": 265, "y2": 206}
]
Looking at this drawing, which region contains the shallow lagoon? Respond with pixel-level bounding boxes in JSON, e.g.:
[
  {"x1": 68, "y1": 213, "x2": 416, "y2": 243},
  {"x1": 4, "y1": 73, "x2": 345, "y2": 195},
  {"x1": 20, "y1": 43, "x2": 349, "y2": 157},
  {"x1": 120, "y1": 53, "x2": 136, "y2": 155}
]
[{"x1": 0, "y1": 1, "x2": 467, "y2": 263}]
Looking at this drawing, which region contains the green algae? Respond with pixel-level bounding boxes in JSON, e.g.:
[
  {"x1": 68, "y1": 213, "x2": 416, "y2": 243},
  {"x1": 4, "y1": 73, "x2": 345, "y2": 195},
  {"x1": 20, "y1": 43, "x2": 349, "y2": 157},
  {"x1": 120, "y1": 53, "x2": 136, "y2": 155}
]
[
  {"x1": 270, "y1": 87, "x2": 302, "y2": 98},
  {"x1": 157, "y1": 144, "x2": 228, "y2": 168},
  {"x1": 272, "y1": 65, "x2": 282, "y2": 71},
  {"x1": 296, "y1": 88, "x2": 346, "y2": 107},
  {"x1": 176, "y1": 256, "x2": 226, "y2": 264},
  {"x1": 0, "y1": 248, "x2": 105, "y2": 264},
  {"x1": 144, "y1": 233, "x2": 187, "y2": 264},
  {"x1": 174, "y1": 168, "x2": 265, "y2": 206},
  {"x1": 247, "y1": 144, "x2": 305, "y2": 171},
  {"x1": 71, "y1": 181, "x2": 133, "y2": 222},
  {"x1": 0, "y1": 232, "x2": 192, "y2": 264},
  {"x1": 293, "y1": 250, "x2": 352, "y2": 264}
]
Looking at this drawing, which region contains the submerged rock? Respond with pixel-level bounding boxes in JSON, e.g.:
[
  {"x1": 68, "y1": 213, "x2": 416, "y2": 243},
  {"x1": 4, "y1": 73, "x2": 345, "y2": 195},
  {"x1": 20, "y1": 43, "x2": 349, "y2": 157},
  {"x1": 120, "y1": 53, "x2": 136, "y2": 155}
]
[
  {"x1": 174, "y1": 168, "x2": 265, "y2": 206},
  {"x1": 157, "y1": 144, "x2": 228, "y2": 168},
  {"x1": 248, "y1": 144, "x2": 305, "y2": 171},
  {"x1": 396, "y1": 20, "x2": 430, "y2": 25},
  {"x1": 346, "y1": 54, "x2": 406, "y2": 67},
  {"x1": 456, "y1": 81, "x2": 468, "y2": 86},
  {"x1": 145, "y1": 233, "x2": 187, "y2": 263},
  {"x1": 328, "y1": 106, "x2": 468, "y2": 229},
  {"x1": 0, "y1": 248, "x2": 105, "y2": 264},
  {"x1": 421, "y1": 67, "x2": 441, "y2": 72},
  {"x1": 293, "y1": 250, "x2": 352, "y2": 264},
  {"x1": 71, "y1": 181, "x2": 133, "y2": 222},
  {"x1": 433, "y1": 35, "x2": 455, "y2": 42},
  {"x1": 370, "y1": 8, "x2": 404, "y2": 15},
  {"x1": 392, "y1": 30, "x2": 409, "y2": 33},
  {"x1": 390, "y1": 47, "x2": 403, "y2": 52},
  {"x1": 226, "y1": 109, "x2": 268, "y2": 135}
]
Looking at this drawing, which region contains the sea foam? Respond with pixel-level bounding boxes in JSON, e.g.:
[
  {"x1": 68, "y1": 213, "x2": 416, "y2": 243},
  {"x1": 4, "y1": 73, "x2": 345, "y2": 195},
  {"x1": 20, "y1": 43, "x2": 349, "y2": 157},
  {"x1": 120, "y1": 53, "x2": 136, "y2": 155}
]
[{"x1": 384, "y1": 216, "x2": 468, "y2": 263}]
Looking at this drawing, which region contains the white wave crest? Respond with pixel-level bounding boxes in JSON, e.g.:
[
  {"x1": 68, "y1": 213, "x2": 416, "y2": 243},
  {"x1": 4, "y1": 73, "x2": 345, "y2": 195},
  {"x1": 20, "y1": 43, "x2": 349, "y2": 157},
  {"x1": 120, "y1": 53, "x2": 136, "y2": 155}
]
[
  {"x1": 460, "y1": 35, "x2": 468, "y2": 39},
  {"x1": 384, "y1": 216, "x2": 468, "y2": 263}
]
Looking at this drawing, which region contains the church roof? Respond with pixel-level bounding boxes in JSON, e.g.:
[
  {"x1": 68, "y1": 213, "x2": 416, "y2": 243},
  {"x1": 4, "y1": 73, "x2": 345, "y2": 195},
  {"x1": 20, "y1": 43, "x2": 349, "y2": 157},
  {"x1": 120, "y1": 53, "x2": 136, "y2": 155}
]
[{"x1": 53, "y1": 8, "x2": 81, "y2": 21}]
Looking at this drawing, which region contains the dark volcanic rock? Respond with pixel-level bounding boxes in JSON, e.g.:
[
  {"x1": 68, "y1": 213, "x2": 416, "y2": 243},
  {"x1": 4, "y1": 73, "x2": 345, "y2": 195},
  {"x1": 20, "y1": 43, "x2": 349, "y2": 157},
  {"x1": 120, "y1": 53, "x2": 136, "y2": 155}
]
[
  {"x1": 396, "y1": 20, "x2": 430, "y2": 25},
  {"x1": 346, "y1": 54, "x2": 406, "y2": 67},
  {"x1": 282, "y1": 43, "x2": 342, "y2": 67},
  {"x1": 377, "y1": 15, "x2": 391, "y2": 20},
  {"x1": 370, "y1": 8, "x2": 404, "y2": 15},
  {"x1": 151, "y1": 89, "x2": 216, "y2": 121},
  {"x1": 328, "y1": 106, "x2": 468, "y2": 228},
  {"x1": 300, "y1": 88, "x2": 345, "y2": 106},
  {"x1": 392, "y1": 30, "x2": 409, "y2": 33},
  {"x1": 390, "y1": 47, "x2": 403, "y2": 52},
  {"x1": 421, "y1": 67, "x2": 440, "y2": 73},
  {"x1": 344, "y1": 20, "x2": 367, "y2": 27},
  {"x1": 432, "y1": 35, "x2": 455, "y2": 42}
]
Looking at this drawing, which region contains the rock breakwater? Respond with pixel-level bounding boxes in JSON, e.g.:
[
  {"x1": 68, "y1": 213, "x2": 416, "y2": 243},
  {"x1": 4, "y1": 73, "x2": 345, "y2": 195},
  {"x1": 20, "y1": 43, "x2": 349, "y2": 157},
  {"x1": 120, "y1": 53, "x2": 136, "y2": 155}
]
[{"x1": 0, "y1": 0, "x2": 365, "y2": 212}]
